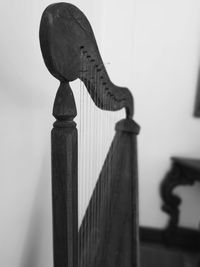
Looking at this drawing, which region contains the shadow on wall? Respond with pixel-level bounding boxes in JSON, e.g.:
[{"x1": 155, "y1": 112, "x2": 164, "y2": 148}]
[{"x1": 20, "y1": 151, "x2": 53, "y2": 267}]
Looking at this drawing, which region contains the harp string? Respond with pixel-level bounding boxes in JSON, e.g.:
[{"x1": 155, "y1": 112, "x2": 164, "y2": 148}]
[
  {"x1": 95, "y1": 64, "x2": 100, "y2": 266},
  {"x1": 86, "y1": 54, "x2": 90, "y2": 267},
  {"x1": 78, "y1": 50, "x2": 125, "y2": 267},
  {"x1": 95, "y1": 62, "x2": 100, "y2": 267},
  {"x1": 94, "y1": 61, "x2": 99, "y2": 264},
  {"x1": 102, "y1": 68, "x2": 106, "y2": 239},
  {"x1": 88, "y1": 56, "x2": 92, "y2": 266},
  {"x1": 84, "y1": 56, "x2": 87, "y2": 267},
  {"x1": 99, "y1": 65, "x2": 104, "y2": 259},
  {"x1": 89, "y1": 56, "x2": 93, "y2": 267},
  {"x1": 79, "y1": 48, "x2": 84, "y2": 267},
  {"x1": 105, "y1": 87, "x2": 110, "y2": 242}
]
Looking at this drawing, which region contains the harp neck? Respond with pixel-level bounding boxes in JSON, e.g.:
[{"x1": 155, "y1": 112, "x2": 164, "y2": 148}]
[{"x1": 40, "y1": 2, "x2": 134, "y2": 118}]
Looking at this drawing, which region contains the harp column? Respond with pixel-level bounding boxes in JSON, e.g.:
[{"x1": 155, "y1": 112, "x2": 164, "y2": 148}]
[
  {"x1": 115, "y1": 118, "x2": 140, "y2": 267},
  {"x1": 51, "y1": 82, "x2": 78, "y2": 267}
]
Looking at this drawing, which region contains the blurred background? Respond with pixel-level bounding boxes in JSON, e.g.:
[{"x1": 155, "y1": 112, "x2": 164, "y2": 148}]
[{"x1": 1, "y1": 0, "x2": 200, "y2": 266}]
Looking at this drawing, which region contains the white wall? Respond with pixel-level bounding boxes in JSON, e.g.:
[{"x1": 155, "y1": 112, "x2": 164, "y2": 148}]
[
  {"x1": 133, "y1": 0, "x2": 200, "y2": 229},
  {"x1": 1, "y1": 0, "x2": 200, "y2": 266}
]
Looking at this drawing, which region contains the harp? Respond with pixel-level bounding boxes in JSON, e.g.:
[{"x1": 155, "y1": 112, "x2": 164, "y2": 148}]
[{"x1": 39, "y1": 3, "x2": 140, "y2": 267}]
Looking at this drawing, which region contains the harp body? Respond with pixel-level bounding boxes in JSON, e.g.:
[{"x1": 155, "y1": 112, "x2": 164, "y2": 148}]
[{"x1": 39, "y1": 3, "x2": 140, "y2": 267}]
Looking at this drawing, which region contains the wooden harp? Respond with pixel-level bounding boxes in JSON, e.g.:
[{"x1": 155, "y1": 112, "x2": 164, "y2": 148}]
[{"x1": 39, "y1": 3, "x2": 140, "y2": 267}]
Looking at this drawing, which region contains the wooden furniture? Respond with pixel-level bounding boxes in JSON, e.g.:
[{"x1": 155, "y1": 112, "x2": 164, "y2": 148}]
[
  {"x1": 139, "y1": 157, "x2": 200, "y2": 267},
  {"x1": 139, "y1": 156, "x2": 200, "y2": 267},
  {"x1": 160, "y1": 157, "x2": 200, "y2": 242},
  {"x1": 39, "y1": 3, "x2": 139, "y2": 267}
]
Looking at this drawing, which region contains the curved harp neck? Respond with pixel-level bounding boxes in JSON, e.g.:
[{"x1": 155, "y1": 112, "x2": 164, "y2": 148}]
[{"x1": 39, "y1": 2, "x2": 134, "y2": 118}]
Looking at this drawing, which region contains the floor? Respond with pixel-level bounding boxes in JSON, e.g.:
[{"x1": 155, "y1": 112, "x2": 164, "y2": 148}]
[{"x1": 140, "y1": 244, "x2": 200, "y2": 267}]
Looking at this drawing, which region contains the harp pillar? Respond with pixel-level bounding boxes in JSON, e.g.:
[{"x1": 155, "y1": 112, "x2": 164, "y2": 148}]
[
  {"x1": 51, "y1": 82, "x2": 78, "y2": 267},
  {"x1": 114, "y1": 118, "x2": 140, "y2": 267}
]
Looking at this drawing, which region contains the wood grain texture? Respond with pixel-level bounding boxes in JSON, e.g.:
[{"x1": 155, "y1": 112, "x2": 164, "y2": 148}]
[
  {"x1": 39, "y1": 3, "x2": 139, "y2": 267},
  {"x1": 79, "y1": 119, "x2": 140, "y2": 267},
  {"x1": 39, "y1": 2, "x2": 133, "y2": 118},
  {"x1": 51, "y1": 82, "x2": 78, "y2": 267}
]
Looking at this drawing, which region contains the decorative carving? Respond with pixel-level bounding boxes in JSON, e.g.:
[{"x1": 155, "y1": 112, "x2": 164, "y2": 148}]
[
  {"x1": 39, "y1": 2, "x2": 133, "y2": 118},
  {"x1": 160, "y1": 157, "x2": 200, "y2": 244},
  {"x1": 50, "y1": 81, "x2": 78, "y2": 267}
]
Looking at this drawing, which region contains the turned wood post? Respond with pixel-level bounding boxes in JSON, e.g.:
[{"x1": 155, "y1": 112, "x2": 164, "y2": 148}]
[
  {"x1": 51, "y1": 82, "x2": 78, "y2": 267},
  {"x1": 115, "y1": 119, "x2": 140, "y2": 267}
]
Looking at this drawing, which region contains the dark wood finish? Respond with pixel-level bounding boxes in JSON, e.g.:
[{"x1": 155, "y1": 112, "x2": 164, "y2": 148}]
[
  {"x1": 39, "y1": 2, "x2": 133, "y2": 118},
  {"x1": 79, "y1": 119, "x2": 140, "y2": 267},
  {"x1": 51, "y1": 82, "x2": 78, "y2": 267},
  {"x1": 39, "y1": 3, "x2": 138, "y2": 267},
  {"x1": 160, "y1": 157, "x2": 200, "y2": 244}
]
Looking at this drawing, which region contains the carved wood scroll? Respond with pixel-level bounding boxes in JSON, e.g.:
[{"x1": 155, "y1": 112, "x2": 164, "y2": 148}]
[
  {"x1": 39, "y1": 2, "x2": 134, "y2": 118},
  {"x1": 160, "y1": 157, "x2": 200, "y2": 244}
]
